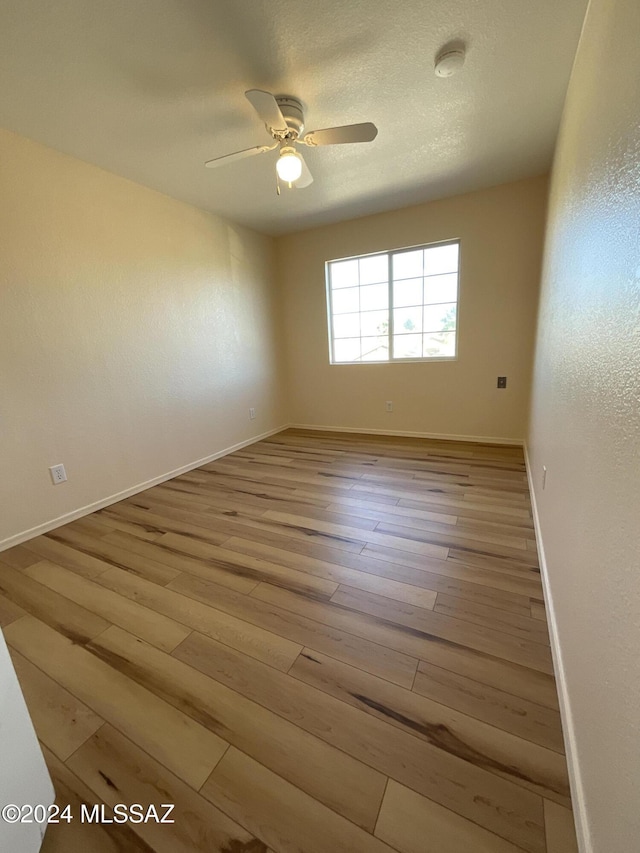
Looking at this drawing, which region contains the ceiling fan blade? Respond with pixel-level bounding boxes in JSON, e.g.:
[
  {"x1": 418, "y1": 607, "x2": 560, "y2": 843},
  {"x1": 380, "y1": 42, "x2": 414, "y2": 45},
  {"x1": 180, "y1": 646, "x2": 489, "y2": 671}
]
[
  {"x1": 302, "y1": 122, "x2": 378, "y2": 147},
  {"x1": 245, "y1": 89, "x2": 288, "y2": 133},
  {"x1": 295, "y1": 152, "x2": 314, "y2": 188},
  {"x1": 204, "y1": 142, "x2": 276, "y2": 168}
]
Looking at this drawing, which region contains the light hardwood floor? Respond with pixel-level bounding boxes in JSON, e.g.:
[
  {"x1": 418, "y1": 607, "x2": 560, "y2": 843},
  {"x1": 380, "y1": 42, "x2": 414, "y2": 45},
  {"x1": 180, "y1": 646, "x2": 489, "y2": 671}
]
[{"x1": 0, "y1": 429, "x2": 579, "y2": 853}]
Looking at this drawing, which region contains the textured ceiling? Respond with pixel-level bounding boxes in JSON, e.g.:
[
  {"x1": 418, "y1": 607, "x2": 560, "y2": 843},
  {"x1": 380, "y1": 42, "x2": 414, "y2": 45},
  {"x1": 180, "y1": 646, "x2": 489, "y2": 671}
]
[{"x1": 0, "y1": 0, "x2": 588, "y2": 235}]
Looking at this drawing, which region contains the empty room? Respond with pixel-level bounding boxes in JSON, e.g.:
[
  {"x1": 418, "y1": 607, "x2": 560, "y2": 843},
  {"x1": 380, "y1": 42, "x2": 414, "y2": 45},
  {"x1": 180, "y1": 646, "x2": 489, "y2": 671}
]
[{"x1": 0, "y1": 1, "x2": 638, "y2": 852}]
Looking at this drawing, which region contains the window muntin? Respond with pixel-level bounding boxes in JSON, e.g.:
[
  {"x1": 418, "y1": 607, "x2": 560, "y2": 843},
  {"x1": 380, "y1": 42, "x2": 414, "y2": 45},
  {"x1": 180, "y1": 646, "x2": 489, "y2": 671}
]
[{"x1": 326, "y1": 241, "x2": 459, "y2": 364}]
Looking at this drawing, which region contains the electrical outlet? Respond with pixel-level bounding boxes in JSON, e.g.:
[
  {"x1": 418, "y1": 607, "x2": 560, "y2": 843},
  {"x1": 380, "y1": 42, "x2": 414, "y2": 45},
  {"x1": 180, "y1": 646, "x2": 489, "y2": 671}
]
[
  {"x1": 249, "y1": 407, "x2": 256, "y2": 420},
  {"x1": 542, "y1": 466, "x2": 547, "y2": 490},
  {"x1": 385, "y1": 401, "x2": 393, "y2": 412},
  {"x1": 49, "y1": 464, "x2": 67, "y2": 485},
  {"x1": 497, "y1": 376, "x2": 507, "y2": 389}
]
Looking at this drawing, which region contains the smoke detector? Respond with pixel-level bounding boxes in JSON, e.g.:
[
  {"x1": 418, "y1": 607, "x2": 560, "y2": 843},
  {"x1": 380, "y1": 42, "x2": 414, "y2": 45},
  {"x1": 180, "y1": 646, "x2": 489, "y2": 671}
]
[{"x1": 435, "y1": 46, "x2": 466, "y2": 78}]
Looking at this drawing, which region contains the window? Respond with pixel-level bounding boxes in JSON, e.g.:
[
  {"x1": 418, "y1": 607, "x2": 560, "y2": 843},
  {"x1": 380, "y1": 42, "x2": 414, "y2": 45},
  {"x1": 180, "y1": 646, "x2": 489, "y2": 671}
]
[{"x1": 326, "y1": 240, "x2": 460, "y2": 363}]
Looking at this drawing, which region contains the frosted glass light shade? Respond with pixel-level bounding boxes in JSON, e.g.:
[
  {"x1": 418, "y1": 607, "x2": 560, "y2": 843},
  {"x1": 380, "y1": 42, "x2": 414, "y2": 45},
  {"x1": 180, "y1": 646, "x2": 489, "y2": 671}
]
[{"x1": 276, "y1": 149, "x2": 302, "y2": 182}]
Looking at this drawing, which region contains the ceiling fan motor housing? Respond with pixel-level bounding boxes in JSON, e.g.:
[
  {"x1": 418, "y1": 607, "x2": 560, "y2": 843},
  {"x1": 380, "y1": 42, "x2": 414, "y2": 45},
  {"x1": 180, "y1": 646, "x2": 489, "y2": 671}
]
[{"x1": 274, "y1": 96, "x2": 305, "y2": 137}]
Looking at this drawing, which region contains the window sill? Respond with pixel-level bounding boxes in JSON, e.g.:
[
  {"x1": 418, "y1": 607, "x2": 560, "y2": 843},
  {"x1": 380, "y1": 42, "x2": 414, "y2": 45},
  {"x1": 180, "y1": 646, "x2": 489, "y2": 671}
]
[{"x1": 328, "y1": 356, "x2": 458, "y2": 365}]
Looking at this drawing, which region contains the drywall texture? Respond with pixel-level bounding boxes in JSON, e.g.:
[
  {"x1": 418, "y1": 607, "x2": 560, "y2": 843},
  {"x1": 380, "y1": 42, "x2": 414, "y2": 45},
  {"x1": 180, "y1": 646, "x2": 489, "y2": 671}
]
[
  {"x1": 528, "y1": 0, "x2": 640, "y2": 850},
  {"x1": 277, "y1": 176, "x2": 547, "y2": 441},
  {"x1": 0, "y1": 129, "x2": 285, "y2": 545}
]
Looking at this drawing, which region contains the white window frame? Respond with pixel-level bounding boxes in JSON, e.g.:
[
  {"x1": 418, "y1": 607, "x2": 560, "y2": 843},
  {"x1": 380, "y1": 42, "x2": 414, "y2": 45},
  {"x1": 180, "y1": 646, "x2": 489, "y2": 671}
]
[{"x1": 325, "y1": 239, "x2": 461, "y2": 365}]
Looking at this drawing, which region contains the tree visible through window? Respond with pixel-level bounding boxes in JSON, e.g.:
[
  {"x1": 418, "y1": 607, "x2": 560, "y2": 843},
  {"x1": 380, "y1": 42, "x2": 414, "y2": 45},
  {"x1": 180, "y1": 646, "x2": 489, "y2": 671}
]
[{"x1": 326, "y1": 241, "x2": 460, "y2": 363}]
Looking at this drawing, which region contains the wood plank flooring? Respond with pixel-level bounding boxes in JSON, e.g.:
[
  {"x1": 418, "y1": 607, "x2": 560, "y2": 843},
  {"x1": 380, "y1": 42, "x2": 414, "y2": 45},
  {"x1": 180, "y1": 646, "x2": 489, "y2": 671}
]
[{"x1": 0, "y1": 429, "x2": 579, "y2": 852}]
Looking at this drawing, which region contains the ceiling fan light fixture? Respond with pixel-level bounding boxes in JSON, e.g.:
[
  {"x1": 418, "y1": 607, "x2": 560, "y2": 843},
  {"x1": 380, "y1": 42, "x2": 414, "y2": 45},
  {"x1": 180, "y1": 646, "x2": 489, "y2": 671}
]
[
  {"x1": 276, "y1": 146, "x2": 303, "y2": 183},
  {"x1": 204, "y1": 89, "x2": 378, "y2": 192}
]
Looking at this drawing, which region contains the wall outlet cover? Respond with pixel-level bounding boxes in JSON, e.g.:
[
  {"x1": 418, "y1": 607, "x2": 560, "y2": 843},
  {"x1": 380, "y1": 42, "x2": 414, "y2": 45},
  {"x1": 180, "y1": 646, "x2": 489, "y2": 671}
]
[{"x1": 49, "y1": 464, "x2": 67, "y2": 485}]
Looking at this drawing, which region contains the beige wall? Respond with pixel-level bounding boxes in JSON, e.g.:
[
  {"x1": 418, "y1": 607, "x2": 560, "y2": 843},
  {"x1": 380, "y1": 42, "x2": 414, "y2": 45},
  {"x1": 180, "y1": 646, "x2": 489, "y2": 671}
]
[
  {"x1": 277, "y1": 176, "x2": 548, "y2": 442},
  {"x1": 0, "y1": 129, "x2": 286, "y2": 546},
  {"x1": 527, "y1": 0, "x2": 640, "y2": 851}
]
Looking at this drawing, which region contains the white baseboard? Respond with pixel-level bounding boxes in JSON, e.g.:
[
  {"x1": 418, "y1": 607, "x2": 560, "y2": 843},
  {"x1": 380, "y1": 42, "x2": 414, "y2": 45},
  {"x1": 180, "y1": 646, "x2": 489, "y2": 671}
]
[
  {"x1": 287, "y1": 423, "x2": 524, "y2": 446},
  {"x1": 0, "y1": 425, "x2": 288, "y2": 553},
  {"x1": 524, "y1": 444, "x2": 591, "y2": 853}
]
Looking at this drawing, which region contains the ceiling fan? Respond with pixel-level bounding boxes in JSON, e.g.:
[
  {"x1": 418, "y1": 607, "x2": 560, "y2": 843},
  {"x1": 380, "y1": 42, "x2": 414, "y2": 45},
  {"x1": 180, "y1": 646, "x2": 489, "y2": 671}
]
[{"x1": 204, "y1": 89, "x2": 378, "y2": 190}]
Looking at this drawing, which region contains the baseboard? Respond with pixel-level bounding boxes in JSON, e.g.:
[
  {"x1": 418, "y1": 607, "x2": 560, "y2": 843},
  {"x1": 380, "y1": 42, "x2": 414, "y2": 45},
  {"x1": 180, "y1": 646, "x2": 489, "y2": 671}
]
[
  {"x1": 524, "y1": 444, "x2": 591, "y2": 853},
  {"x1": 287, "y1": 423, "x2": 524, "y2": 446},
  {"x1": 0, "y1": 425, "x2": 289, "y2": 553}
]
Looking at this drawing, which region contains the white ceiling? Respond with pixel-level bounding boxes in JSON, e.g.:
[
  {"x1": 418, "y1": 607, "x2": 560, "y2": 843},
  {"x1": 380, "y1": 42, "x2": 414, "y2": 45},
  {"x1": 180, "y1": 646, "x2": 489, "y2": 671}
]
[{"x1": 0, "y1": 0, "x2": 588, "y2": 235}]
